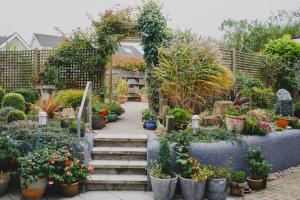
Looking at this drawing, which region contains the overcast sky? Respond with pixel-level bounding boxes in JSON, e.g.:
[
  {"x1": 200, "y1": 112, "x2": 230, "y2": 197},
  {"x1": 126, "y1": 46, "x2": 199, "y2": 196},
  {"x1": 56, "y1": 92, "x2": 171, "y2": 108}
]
[{"x1": 1, "y1": 0, "x2": 299, "y2": 43}]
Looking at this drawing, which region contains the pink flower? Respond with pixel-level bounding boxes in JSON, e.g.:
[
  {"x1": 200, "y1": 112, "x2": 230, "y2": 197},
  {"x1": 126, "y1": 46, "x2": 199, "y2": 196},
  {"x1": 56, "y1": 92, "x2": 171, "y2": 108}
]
[
  {"x1": 48, "y1": 180, "x2": 54, "y2": 185},
  {"x1": 88, "y1": 165, "x2": 94, "y2": 173},
  {"x1": 66, "y1": 172, "x2": 73, "y2": 176}
]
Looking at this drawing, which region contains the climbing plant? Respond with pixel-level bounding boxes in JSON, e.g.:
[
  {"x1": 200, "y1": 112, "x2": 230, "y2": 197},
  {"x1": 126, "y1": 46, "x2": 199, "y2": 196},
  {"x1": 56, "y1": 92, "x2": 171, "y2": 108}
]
[{"x1": 138, "y1": 0, "x2": 170, "y2": 111}]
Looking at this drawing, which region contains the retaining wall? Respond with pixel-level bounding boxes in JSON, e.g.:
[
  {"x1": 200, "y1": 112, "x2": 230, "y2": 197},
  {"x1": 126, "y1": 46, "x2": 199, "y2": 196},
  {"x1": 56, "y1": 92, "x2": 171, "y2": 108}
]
[{"x1": 147, "y1": 130, "x2": 300, "y2": 173}]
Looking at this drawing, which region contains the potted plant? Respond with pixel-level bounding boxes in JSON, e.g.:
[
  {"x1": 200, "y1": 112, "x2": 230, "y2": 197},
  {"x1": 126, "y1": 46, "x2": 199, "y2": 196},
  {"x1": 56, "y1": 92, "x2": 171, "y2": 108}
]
[
  {"x1": 18, "y1": 148, "x2": 55, "y2": 200},
  {"x1": 176, "y1": 155, "x2": 209, "y2": 200},
  {"x1": 50, "y1": 150, "x2": 92, "y2": 197},
  {"x1": 108, "y1": 102, "x2": 124, "y2": 116},
  {"x1": 246, "y1": 148, "x2": 272, "y2": 190},
  {"x1": 276, "y1": 115, "x2": 289, "y2": 128},
  {"x1": 139, "y1": 87, "x2": 148, "y2": 103},
  {"x1": 142, "y1": 109, "x2": 157, "y2": 130},
  {"x1": 116, "y1": 80, "x2": 128, "y2": 104},
  {"x1": 207, "y1": 166, "x2": 230, "y2": 200},
  {"x1": 150, "y1": 139, "x2": 178, "y2": 200},
  {"x1": 0, "y1": 138, "x2": 20, "y2": 196},
  {"x1": 229, "y1": 170, "x2": 247, "y2": 197},
  {"x1": 168, "y1": 108, "x2": 191, "y2": 130},
  {"x1": 68, "y1": 120, "x2": 86, "y2": 137},
  {"x1": 225, "y1": 105, "x2": 246, "y2": 133},
  {"x1": 92, "y1": 104, "x2": 108, "y2": 130}
]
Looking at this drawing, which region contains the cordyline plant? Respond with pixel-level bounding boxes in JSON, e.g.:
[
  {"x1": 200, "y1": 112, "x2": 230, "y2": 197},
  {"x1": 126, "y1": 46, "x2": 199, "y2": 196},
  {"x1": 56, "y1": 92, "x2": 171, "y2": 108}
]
[
  {"x1": 155, "y1": 32, "x2": 233, "y2": 112},
  {"x1": 39, "y1": 91, "x2": 61, "y2": 118}
]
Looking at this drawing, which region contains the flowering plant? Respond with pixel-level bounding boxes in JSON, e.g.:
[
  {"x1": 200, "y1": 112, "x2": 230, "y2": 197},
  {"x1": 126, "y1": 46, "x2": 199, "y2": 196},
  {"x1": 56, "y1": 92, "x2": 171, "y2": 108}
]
[
  {"x1": 50, "y1": 150, "x2": 92, "y2": 185},
  {"x1": 244, "y1": 113, "x2": 272, "y2": 136},
  {"x1": 226, "y1": 105, "x2": 245, "y2": 116}
]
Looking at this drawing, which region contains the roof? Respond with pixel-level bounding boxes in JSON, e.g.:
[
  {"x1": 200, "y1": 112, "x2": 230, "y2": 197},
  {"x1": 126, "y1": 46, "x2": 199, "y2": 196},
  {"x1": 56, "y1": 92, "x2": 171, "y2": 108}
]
[
  {"x1": 0, "y1": 32, "x2": 30, "y2": 50},
  {"x1": 116, "y1": 44, "x2": 143, "y2": 58},
  {"x1": 33, "y1": 33, "x2": 65, "y2": 49}
]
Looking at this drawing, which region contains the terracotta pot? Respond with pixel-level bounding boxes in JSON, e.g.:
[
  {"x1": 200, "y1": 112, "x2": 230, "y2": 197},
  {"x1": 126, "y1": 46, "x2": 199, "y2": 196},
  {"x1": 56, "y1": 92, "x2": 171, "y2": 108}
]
[
  {"x1": 277, "y1": 118, "x2": 289, "y2": 128},
  {"x1": 225, "y1": 115, "x2": 245, "y2": 133},
  {"x1": 117, "y1": 96, "x2": 128, "y2": 104},
  {"x1": 0, "y1": 171, "x2": 11, "y2": 196},
  {"x1": 21, "y1": 177, "x2": 47, "y2": 200},
  {"x1": 61, "y1": 182, "x2": 80, "y2": 197},
  {"x1": 229, "y1": 181, "x2": 247, "y2": 197},
  {"x1": 246, "y1": 177, "x2": 263, "y2": 191},
  {"x1": 92, "y1": 115, "x2": 105, "y2": 130},
  {"x1": 140, "y1": 95, "x2": 148, "y2": 103}
]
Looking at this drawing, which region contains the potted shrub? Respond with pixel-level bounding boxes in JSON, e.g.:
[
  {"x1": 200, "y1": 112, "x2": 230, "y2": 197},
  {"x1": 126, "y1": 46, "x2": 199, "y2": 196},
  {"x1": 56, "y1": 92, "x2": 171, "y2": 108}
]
[
  {"x1": 142, "y1": 109, "x2": 157, "y2": 130},
  {"x1": 168, "y1": 108, "x2": 191, "y2": 130},
  {"x1": 225, "y1": 105, "x2": 246, "y2": 133},
  {"x1": 229, "y1": 170, "x2": 247, "y2": 197},
  {"x1": 68, "y1": 120, "x2": 86, "y2": 137},
  {"x1": 176, "y1": 155, "x2": 209, "y2": 200},
  {"x1": 18, "y1": 148, "x2": 55, "y2": 200},
  {"x1": 116, "y1": 80, "x2": 128, "y2": 104},
  {"x1": 207, "y1": 166, "x2": 230, "y2": 200},
  {"x1": 246, "y1": 148, "x2": 272, "y2": 190},
  {"x1": 150, "y1": 139, "x2": 178, "y2": 200},
  {"x1": 0, "y1": 138, "x2": 20, "y2": 196},
  {"x1": 139, "y1": 87, "x2": 148, "y2": 103},
  {"x1": 51, "y1": 150, "x2": 92, "y2": 197}
]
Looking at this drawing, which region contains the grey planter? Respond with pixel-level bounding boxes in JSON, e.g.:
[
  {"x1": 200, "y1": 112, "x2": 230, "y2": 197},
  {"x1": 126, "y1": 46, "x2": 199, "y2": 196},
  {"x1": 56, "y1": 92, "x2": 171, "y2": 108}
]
[
  {"x1": 208, "y1": 178, "x2": 228, "y2": 200},
  {"x1": 179, "y1": 175, "x2": 206, "y2": 200},
  {"x1": 150, "y1": 174, "x2": 178, "y2": 200}
]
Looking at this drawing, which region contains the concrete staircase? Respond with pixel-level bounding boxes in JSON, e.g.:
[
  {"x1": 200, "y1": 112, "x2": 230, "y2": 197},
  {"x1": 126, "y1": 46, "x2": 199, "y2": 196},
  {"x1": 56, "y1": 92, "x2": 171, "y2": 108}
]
[{"x1": 86, "y1": 133, "x2": 148, "y2": 191}]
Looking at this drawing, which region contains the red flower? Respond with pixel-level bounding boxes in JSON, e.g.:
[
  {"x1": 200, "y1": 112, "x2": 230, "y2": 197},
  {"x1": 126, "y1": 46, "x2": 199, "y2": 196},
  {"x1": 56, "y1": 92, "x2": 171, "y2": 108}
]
[
  {"x1": 234, "y1": 105, "x2": 239, "y2": 110},
  {"x1": 101, "y1": 111, "x2": 107, "y2": 116}
]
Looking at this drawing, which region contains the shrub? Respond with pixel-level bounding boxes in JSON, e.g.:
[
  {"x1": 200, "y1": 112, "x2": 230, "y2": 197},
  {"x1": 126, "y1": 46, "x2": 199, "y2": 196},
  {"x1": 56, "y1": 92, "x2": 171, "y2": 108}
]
[
  {"x1": 168, "y1": 108, "x2": 191, "y2": 129},
  {"x1": 0, "y1": 106, "x2": 16, "y2": 121},
  {"x1": 244, "y1": 119, "x2": 270, "y2": 136},
  {"x1": 242, "y1": 87, "x2": 275, "y2": 108},
  {"x1": 0, "y1": 137, "x2": 21, "y2": 172},
  {"x1": 159, "y1": 139, "x2": 172, "y2": 175},
  {"x1": 116, "y1": 80, "x2": 128, "y2": 96},
  {"x1": 294, "y1": 101, "x2": 300, "y2": 117},
  {"x1": 2, "y1": 93, "x2": 26, "y2": 111},
  {"x1": 231, "y1": 170, "x2": 246, "y2": 183},
  {"x1": 13, "y1": 88, "x2": 39, "y2": 112},
  {"x1": 56, "y1": 89, "x2": 97, "y2": 109},
  {"x1": 247, "y1": 148, "x2": 272, "y2": 179},
  {"x1": 0, "y1": 87, "x2": 5, "y2": 105},
  {"x1": 7, "y1": 110, "x2": 26, "y2": 123}
]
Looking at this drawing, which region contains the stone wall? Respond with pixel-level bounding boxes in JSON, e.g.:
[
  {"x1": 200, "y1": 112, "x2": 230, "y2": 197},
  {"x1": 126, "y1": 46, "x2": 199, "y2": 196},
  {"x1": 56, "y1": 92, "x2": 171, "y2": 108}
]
[{"x1": 147, "y1": 130, "x2": 300, "y2": 173}]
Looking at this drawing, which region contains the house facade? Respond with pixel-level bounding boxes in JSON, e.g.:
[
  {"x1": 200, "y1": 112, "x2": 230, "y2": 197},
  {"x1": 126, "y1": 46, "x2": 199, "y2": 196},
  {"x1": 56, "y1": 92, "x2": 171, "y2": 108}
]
[{"x1": 0, "y1": 32, "x2": 31, "y2": 51}]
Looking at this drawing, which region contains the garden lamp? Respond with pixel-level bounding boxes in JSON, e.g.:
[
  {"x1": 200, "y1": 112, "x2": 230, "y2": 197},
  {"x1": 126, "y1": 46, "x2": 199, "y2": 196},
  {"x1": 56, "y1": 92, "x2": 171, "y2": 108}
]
[
  {"x1": 38, "y1": 111, "x2": 47, "y2": 126},
  {"x1": 192, "y1": 115, "x2": 200, "y2": 133}
]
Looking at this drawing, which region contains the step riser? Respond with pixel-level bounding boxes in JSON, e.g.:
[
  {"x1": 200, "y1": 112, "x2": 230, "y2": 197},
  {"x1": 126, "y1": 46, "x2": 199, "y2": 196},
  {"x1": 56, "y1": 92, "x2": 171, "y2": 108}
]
[
  {"x1": 93, "y1": 154, "x2": 147, "y2": 160},
  {"x1": 93, "y1": 168, "x2": 146, "y2": 175},
  {"x1": 94, "y1": 140, "x2": 147, "y2": 147},
  {"x1": 86, "y1": 183, "x2": 147, "y2": 191}
]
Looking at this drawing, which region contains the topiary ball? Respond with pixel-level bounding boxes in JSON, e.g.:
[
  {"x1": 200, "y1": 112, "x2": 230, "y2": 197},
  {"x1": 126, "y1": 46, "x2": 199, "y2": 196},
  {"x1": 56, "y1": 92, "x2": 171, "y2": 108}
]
[
  {"x1": 0, "y1": 87, "x2": 5, "y2": 105},
  {"x1": 2, "y1": 93, "x2": 26, "y2": 111},
  {"x1": 13, "y1": 88, "x2": 39, "y2": 112},
  {"x1": 0, "y1": 106, "x2": 16, "y2": 121},
  {"x1": 7, "y1": 110, "x2": 26, "y2": 123}
]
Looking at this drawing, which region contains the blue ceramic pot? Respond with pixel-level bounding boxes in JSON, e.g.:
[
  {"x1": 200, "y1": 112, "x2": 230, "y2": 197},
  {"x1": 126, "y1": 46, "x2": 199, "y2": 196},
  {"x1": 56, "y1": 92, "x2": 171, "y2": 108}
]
[
  {"x1": 145, "y1": 121, "x2": 157, "y2": 130},
  {"x1": 108, "y1": 113, "x2": 118, "y2": 122}
]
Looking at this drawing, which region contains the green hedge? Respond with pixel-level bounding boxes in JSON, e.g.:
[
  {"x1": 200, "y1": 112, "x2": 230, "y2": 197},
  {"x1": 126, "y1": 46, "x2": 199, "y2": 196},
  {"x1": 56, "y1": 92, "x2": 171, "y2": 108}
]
[
  {"x1": 7, "y1": 110, "x2": 26, "y2": 123},
  {"x1": 13, "y1": 88, "x2": 39, "y2": 112},
  {"x1": 2, "y1": 93, "x2": 26, "y2": 112}
]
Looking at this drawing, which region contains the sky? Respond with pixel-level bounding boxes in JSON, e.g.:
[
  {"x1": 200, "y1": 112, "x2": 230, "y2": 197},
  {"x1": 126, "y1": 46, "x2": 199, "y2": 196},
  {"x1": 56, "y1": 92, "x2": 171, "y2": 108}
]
[{"x1": 0, "y1": 0, "x2": 299, "y2": 44}]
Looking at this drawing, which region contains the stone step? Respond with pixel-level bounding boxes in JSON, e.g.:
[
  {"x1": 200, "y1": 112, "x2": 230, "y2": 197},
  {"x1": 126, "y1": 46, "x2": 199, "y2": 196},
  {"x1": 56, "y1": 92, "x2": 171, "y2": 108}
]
[
  {"x1": 90, "y1": 160, "x2": 147, "y2": 175},
  {"x1": 86, "y1": 174, "x2": 148, "y2": 191},
  {"x1": 94, "y1": 133, "x2": 148, "y2": 147},
  {"x1": 92, "y1": 147, "x2": 147, "y2": 160}
]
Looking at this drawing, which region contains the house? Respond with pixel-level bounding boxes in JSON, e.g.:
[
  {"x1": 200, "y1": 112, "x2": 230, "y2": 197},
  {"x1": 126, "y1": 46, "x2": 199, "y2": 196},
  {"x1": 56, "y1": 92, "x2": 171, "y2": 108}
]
[
  {"x1": 30, "y1": 33, "x2": 65, "y2": 50},
  {"x1": 0, "y1": 32, "x2": 31, "y2": 51}
]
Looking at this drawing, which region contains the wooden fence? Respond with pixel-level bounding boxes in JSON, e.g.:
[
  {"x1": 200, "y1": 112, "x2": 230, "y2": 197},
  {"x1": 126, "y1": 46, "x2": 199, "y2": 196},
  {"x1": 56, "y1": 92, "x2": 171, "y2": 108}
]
[{"x1": 0, "y1": 48, "x2": 267, "y2": 92}]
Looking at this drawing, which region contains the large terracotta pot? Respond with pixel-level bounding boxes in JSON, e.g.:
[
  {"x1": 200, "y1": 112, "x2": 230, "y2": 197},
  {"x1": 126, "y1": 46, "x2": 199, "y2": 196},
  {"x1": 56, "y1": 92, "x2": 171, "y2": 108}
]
[
  {"x1": 61, "y1": 182, "x2": 80, "y2": 197},
  {"x1": 117, "y1": 96, "x2": 128, "y2": 104},
  {"x1": 0, "y1": 171, "x2": 11, "y2": 196},
  {"x1": 277, "y1": 118, "x2": 289, "y2": 128},
  {"x1": 21, "y1": 177, "x2": 47, "y2": 200},
  {"x1": 246, "y1": 177, "x2": 263, "y2": 191},
  {"x1": 140, "y1": 95, "x2": 148, "y2": 103},
  {"x1": 229, "y1": 181, "x2": 247, "y2": 197},
  {"x1": 225, "y1": 115, "x2": 245, "y2": 133}
]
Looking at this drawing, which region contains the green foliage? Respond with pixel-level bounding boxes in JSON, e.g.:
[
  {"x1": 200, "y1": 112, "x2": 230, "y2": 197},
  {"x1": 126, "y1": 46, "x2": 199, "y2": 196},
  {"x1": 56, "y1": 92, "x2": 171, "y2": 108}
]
[
  {"x1": 13, "y1": 88, "x2": 39, "y2": 112},
  {"x1": 142, "y1": 109, "x2": 156, "y2": 121},
  {"x1": 7, "y1": 110, "x2": 26, "y2": 123},
  {"x1": 116, "y1": 80, "x2": 128, "y2": 96},
  {"x1": 2, "y1": 93, "x2": 26, "y2": 111},
  {"x1": 150, "y1": 161, "x2": 172, "y2": 179},
  {"x1": 294, "y1": 101, "x2": 300, "y2": 117},
  {"x1": 219, "y1": 8, "x2": 300, "y2": 52},
  {"x1": 0, "y1": 87, "x2": 5, "y2": 105},
  {"x1": 226, "y1": 105, "x2": 244, "y2": 116},
  {"x1": 242, "y1": 87, "x2": 275, "y2": 108},
  {"x1": 138, "y1": 0, "x2": 170, "y2": 111},
  {"x1": 108, "y1": 102, "x2": 123, "y2": 115},
  {"x1": 247, "y1": 148, "x2": 272, "y2": 179},
  {"x1": 56, "y1": 89, "x2": 97, "y2": 109},
  {"x1": 40, "y1": 67, "x2": 63, "y2": 89},
  {"x1": 0, "y1": 137, "x2": 20, "y2": 172},
  {"x1": 0, "y1": 106, "x2": 16, "y2": 121},
  {"x1": 263, "y1": 36, "x2": 300, "y2": 93},
  {"x1": 159, "y1": 139, "x2": 172, "y2": 175},
  {"x1": 168, "y1": 108, "x2": 191, "y2": 129},
  {"x1": 209, "y1": 166, "x2": 230, "y2": 179},
  {"x1": 244, "y1": 119, "x2": 268, "y2": 136},
  {"x1": 156, "y1": 31, "x2": 233, "y2": 112},
  {"x1": 231, "y1": 170, "x2": 246, "y2": 183}
]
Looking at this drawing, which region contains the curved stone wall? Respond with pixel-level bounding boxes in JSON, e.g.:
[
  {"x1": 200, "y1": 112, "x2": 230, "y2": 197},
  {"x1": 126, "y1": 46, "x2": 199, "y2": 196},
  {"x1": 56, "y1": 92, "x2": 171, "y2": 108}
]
[{"x1": 147, "y1": 130, "x2": 300, "y2": 173}]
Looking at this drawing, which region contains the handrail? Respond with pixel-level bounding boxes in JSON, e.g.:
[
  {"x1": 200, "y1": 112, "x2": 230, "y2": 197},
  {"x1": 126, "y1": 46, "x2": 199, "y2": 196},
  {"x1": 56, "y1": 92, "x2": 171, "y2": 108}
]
[{"x1": 77, "y1": 81, "x2": 92, "y2": 145}]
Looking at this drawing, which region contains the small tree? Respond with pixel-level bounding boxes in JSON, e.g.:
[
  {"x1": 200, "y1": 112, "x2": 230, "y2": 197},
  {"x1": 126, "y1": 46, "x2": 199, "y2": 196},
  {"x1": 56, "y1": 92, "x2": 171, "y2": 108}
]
[{"x1": 159, "y1": 139, "x2": 172, "y2": 175}]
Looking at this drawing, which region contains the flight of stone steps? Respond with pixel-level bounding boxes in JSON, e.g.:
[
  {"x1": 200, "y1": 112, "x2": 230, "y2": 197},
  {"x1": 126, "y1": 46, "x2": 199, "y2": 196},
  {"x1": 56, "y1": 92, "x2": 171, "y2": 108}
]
[{"x1": 86, "y1": 133, "x2": 148, "y2": 191}]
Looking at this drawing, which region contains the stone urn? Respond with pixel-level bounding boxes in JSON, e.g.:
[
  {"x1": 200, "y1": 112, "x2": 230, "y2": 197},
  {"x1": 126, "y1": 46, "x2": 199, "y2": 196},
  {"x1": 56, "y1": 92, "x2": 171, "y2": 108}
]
[
  {"x1": 207, "y1": 178, "x2": 228, "y2": 200},
  {"x1": 225, "y1": 115, "x2": 245, "y2": 133},
  {"x1": 0, "y1": 171, "x2": 11, "y2": 196},
  {"x1": 150, "y1": 174, "x2": 178, "y2": 200},
  {"x1": 179, "y1": 175, "x2": 206, "y2": 200},
  {"x1": 21, "y1": 177, "x2": 47, "y2": 200}
]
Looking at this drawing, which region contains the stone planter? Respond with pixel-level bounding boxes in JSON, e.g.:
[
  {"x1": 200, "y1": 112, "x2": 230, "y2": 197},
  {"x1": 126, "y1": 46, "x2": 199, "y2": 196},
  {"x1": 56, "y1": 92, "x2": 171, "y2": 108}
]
[
  {"x1": 0, "y1": 171, "x2": 11, "y2": 196},
  {"x1": 61, "y1": 182, "x2": 80, "y2": 197},
  {"x1": 117, "y1": 96, "x2": 128, "y2": 104},
  {"x1": 21, "y1": 177, "x2": 47, "y2": 200},
  {"x1": 246, "y1": 177, "x2": 263, "y2": 191},
  {"x1": 179, "y1": 175, "x2": 206, "y2": 200},
  {"x1": 207, "y1": 178, "x2": 228, "y2": 200},
  {"x1": 225, "y1": 115, "x2": 245, "y2": 133},
  {"x1": 150, "y1": 174, "x2": 178, "y2": 200},
  {"x1": 140, "y1": 95, "x2": 148, "y2": 103},
  {"x1": 229, "y1": 181, "x2": 247, "y2": 197}
]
